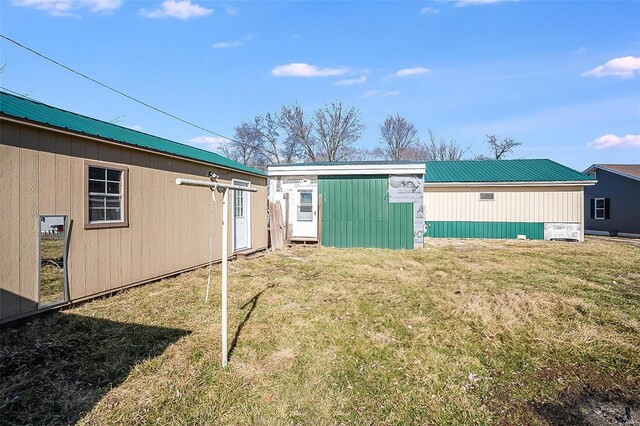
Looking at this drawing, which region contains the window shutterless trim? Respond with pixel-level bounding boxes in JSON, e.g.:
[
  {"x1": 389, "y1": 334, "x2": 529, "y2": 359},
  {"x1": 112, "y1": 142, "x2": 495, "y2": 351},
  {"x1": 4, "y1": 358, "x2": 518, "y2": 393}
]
[{"x1": 84, "y1": 160, "x2": 129, "y2": 229}]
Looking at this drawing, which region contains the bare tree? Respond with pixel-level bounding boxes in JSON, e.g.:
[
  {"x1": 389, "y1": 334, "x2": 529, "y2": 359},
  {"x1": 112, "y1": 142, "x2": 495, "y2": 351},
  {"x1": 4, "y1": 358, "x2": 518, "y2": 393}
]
[
  {"x1": 377, "y1": 114, "x2": 419, "y2": 161},
  {"x1": 485, "y1": 134, "x2": 522, "y2": 160},
  {"x1": 418, "y1": 130, "x2": 468, "y2": 161},
  {"x1": 253, "y1": 112, "x2": 282, "y2": 165},
  {"x1": 220, "y1": 122, "x2": 261, "y2": 167},
  {"x1": 314, "y1": 101, "x2": 365, "y2": 162},
  {"x1": 281, "y1": 104, "x2": 316, "y2": 162}
]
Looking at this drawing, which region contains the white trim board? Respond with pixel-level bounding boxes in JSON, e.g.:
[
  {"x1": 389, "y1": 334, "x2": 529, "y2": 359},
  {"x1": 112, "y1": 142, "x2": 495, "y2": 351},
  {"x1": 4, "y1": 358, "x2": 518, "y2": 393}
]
[
  {"x1": 424, "y1": 180, "x2": 596, "y2": 188},
  {"x1": 268, "y1": 163, "x2": 425, "y2": 177}
]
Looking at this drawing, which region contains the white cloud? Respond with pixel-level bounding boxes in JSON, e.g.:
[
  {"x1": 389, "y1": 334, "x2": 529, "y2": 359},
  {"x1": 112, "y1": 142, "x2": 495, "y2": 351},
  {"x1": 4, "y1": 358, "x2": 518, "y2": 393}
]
[
  {"x1": 582, "y1": 56, "x2": 640, "y2": 79},
  {"x1": 140, "y1": 0, "x2": 213, "y2": 20},
  {"x1": 390, "y1": 67, "x2": 430, "y2": 77},
  {"x1": 454, "y1": 0, "x2": 518, "y2": 6},
  {"x1": 333, "y1": 75, "x2": 367, "y2": 86},
  {"x1": 129, "y1": 124, "x2": 143, "y2": 131},
  {"x1": 271, "y1": 63, "x2": 350, "y2": 78},
  {"x1": 12, "y1": 0, "x2": 122, "y2": 16},
  {"x1": 419, "y1": 6, "x2": 439, "y2": 15},
  {"x1": 188, "y1": 136, "x2": 229, "y2": 152},
  {"x1": 225, "y1": 5, "x2": 237, "y2": 15},
  {"x1": 213, "y1": 34, "x2": 254, "y2": 49},
  {"x1": 588, "y1": 134, "x2": 640, "y2": 149},
  {"x1": 362, "y1": 90, "x2": 400, "y2": 99}
]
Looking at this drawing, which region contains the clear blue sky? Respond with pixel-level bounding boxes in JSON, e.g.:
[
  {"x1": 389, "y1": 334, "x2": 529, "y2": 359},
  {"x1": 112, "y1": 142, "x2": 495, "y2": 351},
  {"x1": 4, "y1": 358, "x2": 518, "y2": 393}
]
[{"x1": 1, "y1": 0, "x2": 639, "y2": 170}]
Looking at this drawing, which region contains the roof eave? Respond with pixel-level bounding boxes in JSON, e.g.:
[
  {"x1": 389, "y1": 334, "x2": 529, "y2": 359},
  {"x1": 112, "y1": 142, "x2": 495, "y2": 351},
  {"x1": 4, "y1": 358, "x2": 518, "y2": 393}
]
[
  {"x1": 583, "y1": 164, "x2": 640, "y2": 182},
  {"x1": 423, "y1": 180, "x2": 597, "y2": 187},
  {"x1": 268, "y1": 163, "x2": 425, "y2": 176},
  {"x1": 1, "y1": 114, "x2": 267, "y2": 178}
]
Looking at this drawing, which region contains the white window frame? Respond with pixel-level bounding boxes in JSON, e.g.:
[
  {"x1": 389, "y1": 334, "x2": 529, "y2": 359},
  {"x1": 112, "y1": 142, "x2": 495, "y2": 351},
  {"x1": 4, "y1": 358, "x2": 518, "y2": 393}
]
[
  {"x1": 589, "y1": 171, "x2": 597, "y2": 179},
  {"x1": 84, "y1": 161, "x2": 128, "y2": 229},
  {"x1": 479, "y1": 192, "x2": 495, "y2": 201},
  {"x1": 297, "y1": 189, "x2": 314, "y2": 222},
  {"x1": 231, "y1": 178, "x2": 251, "y2": 251},
  {"x1": 594, "y1": 197, "x2": 605, "y2": 220}
]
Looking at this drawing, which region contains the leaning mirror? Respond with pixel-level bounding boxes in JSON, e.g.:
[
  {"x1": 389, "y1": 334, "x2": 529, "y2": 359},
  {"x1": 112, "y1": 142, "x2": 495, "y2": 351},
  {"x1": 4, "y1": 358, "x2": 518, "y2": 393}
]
[{"x1": 39, "y1": 215, "x2": 68, "y2": 307}]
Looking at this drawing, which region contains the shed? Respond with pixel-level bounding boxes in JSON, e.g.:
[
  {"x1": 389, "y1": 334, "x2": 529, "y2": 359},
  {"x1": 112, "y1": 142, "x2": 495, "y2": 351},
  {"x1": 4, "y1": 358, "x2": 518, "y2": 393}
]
[
  {"x1": 0, "y1": 91, "x2": 268, "y2": 323},
  {"x1": 268, "y1": 162, "x2": 426, "y2": 249},
  {"x1": 582, "y1": 164, "x2": 640, "y2": 237},
  {"x1": 423, "y1": 159, "x2": 596, "y2": 241}
]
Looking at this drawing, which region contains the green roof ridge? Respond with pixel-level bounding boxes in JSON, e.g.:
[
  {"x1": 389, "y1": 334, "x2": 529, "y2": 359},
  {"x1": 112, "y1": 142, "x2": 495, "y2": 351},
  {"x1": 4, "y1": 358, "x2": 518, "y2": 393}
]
[{"x1": 0, "y1": 91, "x2": 265, "y2": 177}]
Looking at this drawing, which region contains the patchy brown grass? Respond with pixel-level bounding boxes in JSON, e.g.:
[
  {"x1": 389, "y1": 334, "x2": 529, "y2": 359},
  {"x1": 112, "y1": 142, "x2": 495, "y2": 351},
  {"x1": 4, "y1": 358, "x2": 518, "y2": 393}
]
[{"x1": 1, "y1": 237, "x2": 639, "y2": 425}]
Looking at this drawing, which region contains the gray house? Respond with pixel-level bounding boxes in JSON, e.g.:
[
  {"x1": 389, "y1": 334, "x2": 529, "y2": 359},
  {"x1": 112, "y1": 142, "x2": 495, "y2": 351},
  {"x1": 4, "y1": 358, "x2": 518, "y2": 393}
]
[{"x1": 583, "y1": 164, "x2": 640, "y2": 237}]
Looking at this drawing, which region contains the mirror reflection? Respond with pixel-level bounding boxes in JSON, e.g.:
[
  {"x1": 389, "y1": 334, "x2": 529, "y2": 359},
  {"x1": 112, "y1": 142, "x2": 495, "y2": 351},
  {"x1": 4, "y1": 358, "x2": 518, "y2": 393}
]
[{"x1": 39, "y1": 215, "x2": 67, "y2": 306}]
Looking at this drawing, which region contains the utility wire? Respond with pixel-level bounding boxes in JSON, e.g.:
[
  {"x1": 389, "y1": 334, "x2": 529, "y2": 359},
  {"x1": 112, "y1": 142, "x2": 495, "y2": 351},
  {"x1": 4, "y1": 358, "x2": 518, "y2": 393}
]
[{"x1": 0, "y1": 34, "x2": 235, "y2": 142}]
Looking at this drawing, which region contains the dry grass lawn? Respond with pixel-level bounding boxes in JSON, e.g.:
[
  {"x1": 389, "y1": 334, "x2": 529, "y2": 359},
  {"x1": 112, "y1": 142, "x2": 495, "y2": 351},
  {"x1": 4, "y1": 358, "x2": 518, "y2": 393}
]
[{"x1": 1, "y1": 237, "x2": 639, "y2": 425}]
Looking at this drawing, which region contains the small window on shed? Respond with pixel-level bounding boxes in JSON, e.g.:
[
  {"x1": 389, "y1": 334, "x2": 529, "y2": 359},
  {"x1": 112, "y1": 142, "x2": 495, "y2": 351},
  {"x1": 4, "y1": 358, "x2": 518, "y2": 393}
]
[
  {"x1": 85, "y1": 161, "x2": 128, "y2": 229},
  {"x1": 479, "y1": 192, "x2": 495, "y2": 201},
  {"x1": 589, "y1": 171, "x2": 597, "y2": 179}
]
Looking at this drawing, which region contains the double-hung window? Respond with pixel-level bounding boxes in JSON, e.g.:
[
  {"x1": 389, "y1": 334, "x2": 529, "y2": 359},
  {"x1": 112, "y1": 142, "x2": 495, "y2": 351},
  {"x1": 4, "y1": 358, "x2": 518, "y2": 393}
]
[
  {"x1": 594, "y1": 198, "x2": 606, "y2": 220},
  {"x1": 85, "y1": 162, "x2": 128, "y2": 228}
]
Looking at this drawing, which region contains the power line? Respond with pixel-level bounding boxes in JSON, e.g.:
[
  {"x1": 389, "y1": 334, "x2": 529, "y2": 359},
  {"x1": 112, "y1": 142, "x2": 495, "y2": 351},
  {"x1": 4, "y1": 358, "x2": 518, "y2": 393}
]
[{"x1": 0, "y1": 34, "x2": 235, "y2": 142}]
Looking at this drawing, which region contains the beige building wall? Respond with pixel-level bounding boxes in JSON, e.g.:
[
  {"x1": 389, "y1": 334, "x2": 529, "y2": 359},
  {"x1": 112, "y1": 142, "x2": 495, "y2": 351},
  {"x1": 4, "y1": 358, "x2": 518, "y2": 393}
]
[
  {"x1": 0, "y1": 120, "x2": 267, "y2": 322},
  {"x1": 424, "y1": 184, "x2": 584, "y2": 226}
]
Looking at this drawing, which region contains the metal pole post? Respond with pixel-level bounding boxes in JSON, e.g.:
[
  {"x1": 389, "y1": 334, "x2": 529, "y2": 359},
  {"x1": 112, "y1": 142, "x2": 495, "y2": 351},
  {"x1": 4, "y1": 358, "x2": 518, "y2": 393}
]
[{"x1": 221, "y1": 188, "x2": 229, "y2": 368}]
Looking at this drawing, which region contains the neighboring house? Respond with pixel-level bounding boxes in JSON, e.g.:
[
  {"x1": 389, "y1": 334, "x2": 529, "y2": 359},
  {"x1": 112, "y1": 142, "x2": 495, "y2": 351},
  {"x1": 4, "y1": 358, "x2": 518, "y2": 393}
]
[
  {"x1": 583, "y1": 164, "x2": 640, "y2": 237},
  {"x1": 0, "y1": 91, "x2": 268, "y2": 323},
  {"x1": 423, "y1": 159, "x2": 596, "y2": 241},
  {"x1": 268, "y1": 161, "x2": 426, "y2": 249}
]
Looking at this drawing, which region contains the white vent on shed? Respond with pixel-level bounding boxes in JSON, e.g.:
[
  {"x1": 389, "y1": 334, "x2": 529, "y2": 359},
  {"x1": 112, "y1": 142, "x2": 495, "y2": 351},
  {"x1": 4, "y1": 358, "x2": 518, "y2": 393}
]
[{"x1": 479, "y1": 192, "x2": 495, "y2": 201}]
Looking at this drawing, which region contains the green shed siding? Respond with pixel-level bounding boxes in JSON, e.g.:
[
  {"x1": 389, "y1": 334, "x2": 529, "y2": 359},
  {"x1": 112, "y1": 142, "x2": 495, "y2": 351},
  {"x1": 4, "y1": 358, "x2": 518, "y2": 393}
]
[
  {"x1": 319, "y1": 176, "x2": 413, "y2": 249},
  {"x1": 425, "y1": 221, "x2": 544, "y2": 240}
]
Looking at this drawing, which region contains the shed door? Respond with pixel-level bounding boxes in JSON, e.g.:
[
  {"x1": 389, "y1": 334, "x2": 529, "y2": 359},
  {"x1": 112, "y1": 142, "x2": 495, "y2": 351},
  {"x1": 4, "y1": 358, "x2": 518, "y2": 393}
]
[
  {"x1": 292, "y1": 188, "x2": 317, "y2": 239},
  {"x1": 233, "y1": 179, "x2": 251, "y2": 251}
]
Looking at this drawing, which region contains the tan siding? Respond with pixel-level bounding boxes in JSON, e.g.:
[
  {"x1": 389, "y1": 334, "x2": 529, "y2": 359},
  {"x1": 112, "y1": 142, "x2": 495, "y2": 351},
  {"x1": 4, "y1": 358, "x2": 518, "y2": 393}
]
[
  {"x1": 69, "y1": 138, "x2": 86, "y2": 299},
  {"x1": 1, "y1": 120, "x2": 268, "y2": 322},
  {"x1": 424, "y1": 186, "x2": 584, "y2": 224},
  {"x1": 109, "y1": 145, "x2": 123, "y2": 290},
  {"x1": 19, "y1": 127, "x2": 39, "y2": 313},
  {"x1": 120, "y1": 148, "x2": 132, "y2": 287},
  {"x1": 0, "y1": 123, "x2": 21, "y2": 318},
  {"x1": 84, "y1": 140, "x2": 100, "y2": 298}
]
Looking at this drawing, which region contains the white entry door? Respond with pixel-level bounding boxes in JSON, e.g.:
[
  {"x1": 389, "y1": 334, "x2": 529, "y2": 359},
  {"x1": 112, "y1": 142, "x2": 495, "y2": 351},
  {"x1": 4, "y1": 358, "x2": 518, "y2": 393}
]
[
  {"x1": 232, "y1": 179, "x2": 251, "y2": 251},
  {"x1": 292, "y1": 187, "x2": 317, "y2": 239}
]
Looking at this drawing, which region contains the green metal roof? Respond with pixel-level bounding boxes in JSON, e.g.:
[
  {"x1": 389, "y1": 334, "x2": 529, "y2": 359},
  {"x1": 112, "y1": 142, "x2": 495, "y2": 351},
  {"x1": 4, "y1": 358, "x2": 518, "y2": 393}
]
[
  {"x1": 0, "y1": 91, "x2": 265, "y2": 177},
  {"x1": 424, "y1": 159, "x2": 594, "y2": 183}
]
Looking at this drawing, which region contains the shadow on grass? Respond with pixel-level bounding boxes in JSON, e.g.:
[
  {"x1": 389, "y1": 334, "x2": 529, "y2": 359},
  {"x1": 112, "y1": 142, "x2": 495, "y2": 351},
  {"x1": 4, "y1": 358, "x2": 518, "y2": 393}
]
[
  {"x1": 227, "y1": 284, "x2": 274, "y2": 361},
  {"x1": 531, "y1": 388, "x2": 638, "y2": 425},
  {"x1": 0, "y1": 313, "x2": 190, "y2": 425}
]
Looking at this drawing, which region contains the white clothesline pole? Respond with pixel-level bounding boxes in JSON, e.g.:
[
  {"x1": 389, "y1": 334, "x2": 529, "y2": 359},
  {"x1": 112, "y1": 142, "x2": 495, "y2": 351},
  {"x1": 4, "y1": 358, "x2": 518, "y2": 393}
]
[
  {"x1": 220, "y1": 188, "x2": 229, "y2": 367},
  {"x1": 175, "y1": 177, "x2": 257, "y2": 368}
]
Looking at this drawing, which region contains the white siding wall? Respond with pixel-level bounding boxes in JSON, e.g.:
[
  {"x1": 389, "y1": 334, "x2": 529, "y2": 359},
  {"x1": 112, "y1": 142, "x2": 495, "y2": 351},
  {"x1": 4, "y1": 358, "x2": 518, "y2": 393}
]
[{"x1": 424, "y1": 185, "x2": 584, "y2": 227}]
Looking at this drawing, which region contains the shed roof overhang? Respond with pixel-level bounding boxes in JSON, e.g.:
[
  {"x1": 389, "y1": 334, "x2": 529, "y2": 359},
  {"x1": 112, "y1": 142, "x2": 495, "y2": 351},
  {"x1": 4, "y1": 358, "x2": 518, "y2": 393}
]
[
  {"x1": 1, "y1": 115, "x2": 267, "y2": 180},
  {"x1": 268, "y1": 162, "x2": 425, "y2": 177},
  {"x1": 424, "y1": 180, "x2": 597, "y2": 188}
]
